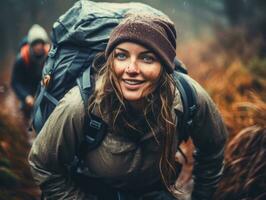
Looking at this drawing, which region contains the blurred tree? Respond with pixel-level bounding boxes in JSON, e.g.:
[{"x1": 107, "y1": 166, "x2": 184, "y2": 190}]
[{"x1": 224, "y1": 0, "x2": 266, "y2": 56}]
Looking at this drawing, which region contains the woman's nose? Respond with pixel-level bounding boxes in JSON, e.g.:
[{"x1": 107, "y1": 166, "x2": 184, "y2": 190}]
[{"x1": 125, "y1": 58, "x2": 139, "y2": 74}]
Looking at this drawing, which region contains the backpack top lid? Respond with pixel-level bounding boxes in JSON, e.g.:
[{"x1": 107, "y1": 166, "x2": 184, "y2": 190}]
[{"x1": 52, "y1": 0, "x2": 166, "y2": 47}]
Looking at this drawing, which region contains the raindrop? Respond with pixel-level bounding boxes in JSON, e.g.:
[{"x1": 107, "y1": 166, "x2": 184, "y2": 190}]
[
  {"x1": 183, "y1": 0, "x2": 190, "y2": 9},
  {"x1": 172, "y1": 8, "x2": 176, "y2": 14}
]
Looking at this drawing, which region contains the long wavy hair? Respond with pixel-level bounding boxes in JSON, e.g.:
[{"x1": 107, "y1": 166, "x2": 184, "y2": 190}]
[{"x1": 88, "y1": 52, "x2": 178, "y2": 191}]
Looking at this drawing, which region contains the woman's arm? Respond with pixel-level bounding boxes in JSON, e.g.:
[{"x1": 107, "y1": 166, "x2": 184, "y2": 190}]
[
  {"x1": 189, "y1": 79, "x2": 228, "y2": 200},
  {"x1": 28, "y1": 86, "x2": 94, "y2": 200}
]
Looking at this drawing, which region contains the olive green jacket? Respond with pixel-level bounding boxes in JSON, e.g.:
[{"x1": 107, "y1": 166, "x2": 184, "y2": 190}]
[{"x1": 28, "y1": 76, "x2": 228, "y2": 200}]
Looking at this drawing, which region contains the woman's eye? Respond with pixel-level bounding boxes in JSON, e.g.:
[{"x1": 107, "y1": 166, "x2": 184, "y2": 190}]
[
  {"x1": 115, "y1": 52, "x2": 127, "y2": 60},
  {"x1": 141, "y1": 55, "x2": 155, "y2": 63}
]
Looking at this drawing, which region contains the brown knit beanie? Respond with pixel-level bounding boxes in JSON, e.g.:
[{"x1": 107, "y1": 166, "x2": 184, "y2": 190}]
[{"x1": 105, "y1": 14, "x2": 177, "y2": 73}]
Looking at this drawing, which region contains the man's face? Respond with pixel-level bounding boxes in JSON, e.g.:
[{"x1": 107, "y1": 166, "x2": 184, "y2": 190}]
[{"x1": 31, "y1": 42, "x2": 45, "y2": 56}]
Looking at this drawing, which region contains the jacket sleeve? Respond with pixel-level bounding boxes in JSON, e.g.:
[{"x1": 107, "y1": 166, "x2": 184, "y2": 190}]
[
  {"x1": 11, "y1": 57, "x2": 31, "y2": 102},
  {"x1": 188, "y1": 79, "x2": 228, "y2": 200},
  {"x1": 28, "y1": 87, "x2": 95, "y2": 200}
]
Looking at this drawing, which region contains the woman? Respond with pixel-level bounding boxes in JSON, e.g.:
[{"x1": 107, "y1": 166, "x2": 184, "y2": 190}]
[{"x1": 28, "y1": 14, "x2": 228, "y2": 200}]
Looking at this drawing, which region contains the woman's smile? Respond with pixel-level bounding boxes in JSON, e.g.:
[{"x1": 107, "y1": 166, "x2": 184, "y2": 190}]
[{"x1": 122, "y1": 79, "x2": 145, "y2": 89}]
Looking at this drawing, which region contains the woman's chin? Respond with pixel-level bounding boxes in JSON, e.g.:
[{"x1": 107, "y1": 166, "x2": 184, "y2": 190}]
[{"x1": 123, "y1": 95, "x2": 142, "y2": 102}]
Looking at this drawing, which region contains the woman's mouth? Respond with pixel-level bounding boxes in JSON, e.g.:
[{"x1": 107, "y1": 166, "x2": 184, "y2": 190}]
[
  {"x1": 123, "y1": 79, "x2": 145, "y2": 85},
  {"x1": 122, "y1": 79, "x2": 145, "y2": 89}
]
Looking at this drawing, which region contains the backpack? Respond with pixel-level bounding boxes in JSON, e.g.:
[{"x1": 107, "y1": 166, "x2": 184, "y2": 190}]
[{"x1": 32, "y1": 0, "x2": 198, "y2": 166}]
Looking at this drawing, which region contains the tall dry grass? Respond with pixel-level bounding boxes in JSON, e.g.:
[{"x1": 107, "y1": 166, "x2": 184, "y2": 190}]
[
  {"x1": 214, "y1": 103, "x2": 266, "y2": 200},
  {"x1": 178, "y1": 28, "x2": 266, "y2": 137}
]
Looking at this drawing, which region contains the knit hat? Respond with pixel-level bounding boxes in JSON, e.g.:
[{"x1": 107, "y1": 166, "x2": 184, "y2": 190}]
[
  {"x1": 105, "y1": 14, "x2": 177, "y2": 73},
  {"x1": 28, "y1": 24, "x2": 49, "y2": 45}
]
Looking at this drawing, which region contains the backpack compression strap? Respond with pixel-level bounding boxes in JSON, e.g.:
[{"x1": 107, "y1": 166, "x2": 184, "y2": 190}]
[
  {"x1": 32, "y1": 84, "x2": 59, "y2": 133},
  {"x1": 173, "y1": 71, "x2": 198, "y2": 143}
]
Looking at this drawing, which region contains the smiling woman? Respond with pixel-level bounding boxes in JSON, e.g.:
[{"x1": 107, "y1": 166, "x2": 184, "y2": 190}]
[
  {"x1": 113, "y1": 42, "x2": 162, "y2": 104},
  {"x1": 28, "y1": 12, "x2": 228, "y2": 200}
]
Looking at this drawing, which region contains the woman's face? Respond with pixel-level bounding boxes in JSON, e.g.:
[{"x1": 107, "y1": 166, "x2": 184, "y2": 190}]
[{"x1": 113, "y1": 42, "x2": 162, "y2": 103}]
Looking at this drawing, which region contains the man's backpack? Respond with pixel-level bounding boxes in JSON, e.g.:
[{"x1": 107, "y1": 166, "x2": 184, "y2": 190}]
[{"x1": 32, "y1": 1, "x2": 197, "y2": 161}]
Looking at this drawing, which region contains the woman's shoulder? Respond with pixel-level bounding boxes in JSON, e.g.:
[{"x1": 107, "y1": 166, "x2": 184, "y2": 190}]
[
  {"x1": 173, "y1": 74, "x2": 220, "y2": 122},
  {"x1": 57, "y1": 86, "x2": 85, "y2": 114},
  {"x1": 39, "y1": 86, "x2": 86, "y2": 137},
  {"x1": 172, "y1": 74, "x2": 213, "y2": 113}
]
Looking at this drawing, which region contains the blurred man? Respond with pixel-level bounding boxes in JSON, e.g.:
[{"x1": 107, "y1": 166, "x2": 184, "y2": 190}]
[{"x1": 11, "y1": 24, "x2": 50, "y2": 118}]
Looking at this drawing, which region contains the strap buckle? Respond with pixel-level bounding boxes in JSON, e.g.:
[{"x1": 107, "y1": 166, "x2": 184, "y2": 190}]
[{"x1": 89, "y1": 119, "x2": 102, "y2": 130}]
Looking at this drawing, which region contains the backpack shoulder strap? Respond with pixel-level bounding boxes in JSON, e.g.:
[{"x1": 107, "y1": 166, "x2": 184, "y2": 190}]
[
  {"x1": 174, "y1": 58, "x2": 188, "y2": 74},
  {"x1": 173, "y1": 71, "x2": 198, "y2": 143},
  {"x1": 20, "y1": 44, "x2": 30, "y2": 66},
  {"x1": 67, "y1": 68, "x2": 107, "y2": 174},
  {"x1": 76, "y1": 67, "x2": 108, "y2": 161}
]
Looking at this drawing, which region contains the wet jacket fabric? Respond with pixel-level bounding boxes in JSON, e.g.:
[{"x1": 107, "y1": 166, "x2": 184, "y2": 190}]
[
  {"x1": 11, "y1": 46, "x2": 46, "y2": 103},
  {"x1": 28, "y1": 75, "x2": 228, "y2": 200}
]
